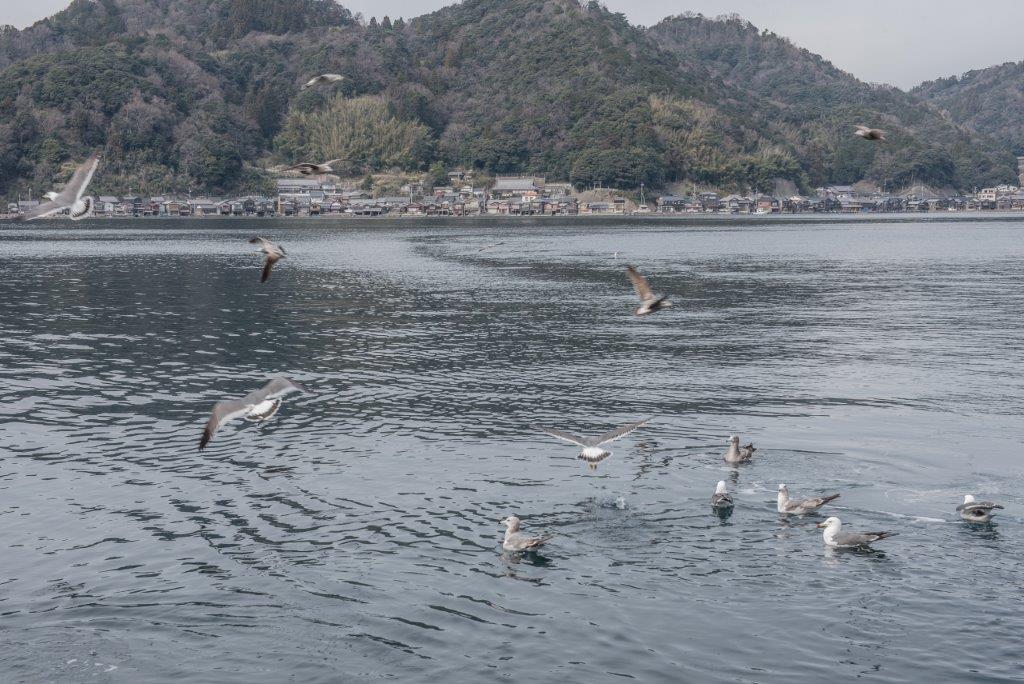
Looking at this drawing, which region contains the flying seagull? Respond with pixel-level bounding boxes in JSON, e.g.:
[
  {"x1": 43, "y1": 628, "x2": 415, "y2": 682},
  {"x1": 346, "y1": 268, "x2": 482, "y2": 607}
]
[
  {"x1": 19, "y1": 153, "x2": 100, "y2": 221},
  {"x1": 625, "y1": 265, "x2": 672, "y2": 316},
  {"x1": 854, "y1": 125, "x2": 886, "y2": 141},
  {"x1": 956, "y1": 494, "x2": 1003, "y2": 523},
  {"x1": 198, "y1": 377, "x2": 307, "y2": 451},
  {"x1": 301, "y1": 73, "x2": 344, "y2": 91},
  {"x1": 537, "y1": 419, "x2": 650, "y2": 469},
  {"x1": 712, "y1": 480, "x2": 734, "y2": 510},
  {"x1": 777, "y1": 484, "x2": 840, "y2": 515},
  {"x1": 283, "y1": 159, "x2": 343, "y2": 176},
  {"x1": 500, "y1": 516, "x2": 552, "y2": 552},
  {"x1": 249, "y1": 237, "x2": 286, "y2": 283},
  {"x1": 723, "y1": 435, "x2": 756, "y2": 465},
  {"x1": 816, "y1": 516, "x2": 895, "y2": 549}
]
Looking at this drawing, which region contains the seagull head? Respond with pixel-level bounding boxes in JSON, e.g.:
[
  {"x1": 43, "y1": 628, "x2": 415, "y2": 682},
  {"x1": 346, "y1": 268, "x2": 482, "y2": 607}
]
[
  {"x1": 715, "y1": 480, "x2": 728, "y2": 494},
  {"x1": 778, "y1": 483, "x2": 788, "y2": 494},
  {"x1": 500, "y1": 516, "x2": 520, "y2": 531},
  {"x1": 816, "y1": 516, "x2": 841, "y2": 530},
  {"x1": 963, "y1": 494, "x2": 976, "y2": 504},
  {"x1": 729, "y1": 435, "x2": 739, "y2": 444}
]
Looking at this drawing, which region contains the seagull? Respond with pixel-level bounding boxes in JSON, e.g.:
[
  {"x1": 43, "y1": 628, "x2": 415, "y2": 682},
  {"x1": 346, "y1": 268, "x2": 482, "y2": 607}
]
[
  {"x1": 956, "y1": 494, "x2": 1004, "y2": 523},
  {"x1": 500, "y1": 516, "x2": 552, "y2": 552},
  {"x1": 198, "y1": 377, "x2": 307, "y2": 451},
  {"x1": 282, "y1": 159, "x2": 343, "y2": 176},
  {"x1": 249, "y1": 237, "x2": 286, "y2": 283},
  {"x1": 625, "y1": 265, "x2": 672, "y2": 316},
  {"x1": 19, "y1": 153, "x2": 100, "y2": 221},
  {"x1": 816, "y1": 516, "x2": 895, "y2": 549},
  {"x1": 712, "y1": 480, "x2": 734, "y2": 510},
  {"x1": 854, "y1": 125, "x2": 886, "y2": 141},
  {"x1": 537, "y1": 419, "x2": 650, "y2": 469},
  {"x1": 723, "y1": 435, "x2": 756, "y2": 464},
  {"x1": 301, "y1": 73, "x2": 344, "y2": 91},
  {"x1": 777, "y1": 484, "x2": 840, "y2": 515}
]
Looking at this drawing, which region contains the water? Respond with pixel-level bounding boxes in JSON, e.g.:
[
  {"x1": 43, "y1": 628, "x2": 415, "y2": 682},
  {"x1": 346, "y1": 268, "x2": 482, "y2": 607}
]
[{"x1": 1, "y1": 216, "x2": 1022, "y2": 683}]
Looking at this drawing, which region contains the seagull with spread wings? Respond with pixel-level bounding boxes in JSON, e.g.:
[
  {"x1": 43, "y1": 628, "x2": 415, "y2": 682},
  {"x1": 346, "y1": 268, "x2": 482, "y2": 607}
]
[
  {"x1": 854, "y1": 125, "x2": 886, "y2": 141},
  {"x1": 956, "y1": 495, "x2": 1003, "y2": 523},
  {"x1": 536, "y1": 419, "x2": 650, "y2": 468},
  {"x1": 249, "y1": 237, "x2": 286, "y2": 283},
  {"x1": 19, "y1": 153, "x2": 100, "y2": 221},
  {"x1": 282, "y1": 159, "x2": 343, "y2": 176},
  {"x1": 198, "y1": 377, "x2": 307, "y2": 451},
  {"x1": 301, "y1": 73, "x2": 344, "y2": 91},
  {"x1": 625, "y1": 265, "x2": 672, "y2": 316}
]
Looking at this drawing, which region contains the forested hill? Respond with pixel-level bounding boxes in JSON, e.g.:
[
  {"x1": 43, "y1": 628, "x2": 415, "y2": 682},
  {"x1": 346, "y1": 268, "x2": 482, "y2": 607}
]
[
  {"x1": 0, "y1": 0, "x2": 1016, "y2": 198},
  {"x1": 914, "y1": 61, "x2": 1024, "y2": 158}
]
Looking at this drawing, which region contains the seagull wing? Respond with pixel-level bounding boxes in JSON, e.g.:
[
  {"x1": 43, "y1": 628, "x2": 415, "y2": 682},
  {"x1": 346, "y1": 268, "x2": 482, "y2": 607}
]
[
  {"x1": 19, "y1": 201, "x2": 64, "y2": 221},
  {"x1": 855, "y1": 125, "x2": 870, "y2": 132},
  {"x1": 260, "y1": 252, "x2": 282, "y2": 283},
  {"x1": 537, "y1": 427, "x2": 589, "y2": 448},
  {"x1": 253, "y1": 377, "x2": 308, "y2": 402},
  {"x1": 249, "y1": 236, "x2": 273, "y2": 250},
  {"x1": 301, "y1": 76, "x2": 322, "y2": 91},
  {"x1": 60, "y1": 152, "x2": 100, "y2": 203},
  {"x1": 956, "y1": 501, "x2": 1003, "y2": 512},
  {"x1": 626, "y1": 265, "x2": 655, "y2": 301},
  {"x1": 594, "y1": 418, "x2": 650, "y2": 446},
  {"x1": 199, "y1": 398, "x2": 250, "y2": 451}
]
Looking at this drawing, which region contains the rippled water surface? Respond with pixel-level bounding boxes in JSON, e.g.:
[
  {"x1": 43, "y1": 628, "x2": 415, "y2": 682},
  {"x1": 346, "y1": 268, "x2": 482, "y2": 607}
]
[{"x1": 2, "y1": 216, "x2": 1023, "y2": 682}]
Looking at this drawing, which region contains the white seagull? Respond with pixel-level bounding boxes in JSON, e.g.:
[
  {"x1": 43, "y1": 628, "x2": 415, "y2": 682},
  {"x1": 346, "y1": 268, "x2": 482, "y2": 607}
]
[
  {"x1": 537, "y1": 419, "x2": 650, "y2": 468},
  {"x1": 249, "y1": 237, "x2": 287, "y2": 283},
  {"x1": 854, "y1": 125, "x2": 886, "y2": 141},
  {"x1": 816, "y1": 516, "x2": 896, "y2": 549},
  {"x1": 625, "y1": 265, "x2": 672, "y2": 316},
  {"x1": 777, "y1": 484, "x2": 840, "y2": 515},
  {"x1": 301, "y1": 73, "x2": 344, "y2": 91},
  {"x1": 956, "y1": 495, "x2": 1003, "y2": 523},
  {"x1": 723, "y1": 435, "x2": 756, "y2": 464},
  {"x1": 500, "y1": 516, "x2": 552, "y2": 552},
  {"x1": 711, "y1": 480, "x2": 734, "y2": 510},
  {"x1": 282, "y1": 159, "x2": 343, "y2": 176},
  {"x1": 20, "y1": 153, "x2": 100, "y2": 221},
  {"x1": 199, "y1": 377, "x2": 307, "y2": 451}
]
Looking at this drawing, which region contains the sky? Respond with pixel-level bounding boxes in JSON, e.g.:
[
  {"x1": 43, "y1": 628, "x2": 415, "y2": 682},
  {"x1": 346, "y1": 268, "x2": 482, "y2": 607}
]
[{"x1": 6, "y1": 0, "x2": 1024, "y2": 89}]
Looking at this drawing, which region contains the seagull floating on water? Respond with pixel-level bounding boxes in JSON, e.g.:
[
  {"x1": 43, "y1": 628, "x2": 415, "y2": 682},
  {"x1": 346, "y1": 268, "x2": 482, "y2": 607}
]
[
  {"x1": 537, "y1": 419, "x2": 650, "y2": 469},
  {"x1": 301, "y1": 73, "x2": 344, "y2": 91},
  {"x1": 625, "y1": 265, "x2": 672, "y2": 316},
  {"x1": 199, "y1": 377, "x2": 306, "y2": 451},
  {"x1": 20, "y1": 153, "x2": 100, "y2": 221},
  {"x1": 854, "y1": 125, "x2": 886, "y2": 141},
  {"x1": 816, "y1": 516, "x2": 895, "y2": 548},
  {"x1": 282, "y1": 159, "x2": 343, "y2": 176},
  {"x1": 777, "y1": 484, "x2": 840, "y2": 515},
  {"x1": 500, "y1": 516, "x2": 552, "y2": 551},
  {"x1": 712, "y1": 480, "x2": 734, "y2": 510},
  {"x1": 723, "y1": 435, "x2": 756, "y2": 464},
  {"x1": 249, "y1": 237, "x2": 286, "y2": 283},
  {"x1": 956, "y1": 495, "x2": 1003, "y2": 523}
]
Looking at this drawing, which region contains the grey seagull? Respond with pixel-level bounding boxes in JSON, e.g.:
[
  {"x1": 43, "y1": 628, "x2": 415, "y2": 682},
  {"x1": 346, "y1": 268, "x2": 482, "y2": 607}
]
[
  {"x1": 626, "y1": 265, "x2": 672, "y2": 316},
  {"x1": 249, "y1": 237, "x2": 286, "y2": 283},
  {"x1": 777, "y1": 483, "x2": 840, "y2": 515},
  {"x1": 816, "y1": 516, "x2": 896, "y2": 549},
  {"x1": 20, "y1": 153, "x2": 100, "y2": 221},
  {"x1": 301, "y1": 73, "x2": 344, "y2": 91},
  {"x1": 956, "y1": 494, "x2": 1003, "y2": 523},
  {"x1": 537, "y1": 419, "x2": 650, "y2": 469},
  {"x1": 500, "y1": 516, "x2": 552, "y2": 552},
  {"x1": 198, "y1": 377, "x2": 307, "y2": 451}
]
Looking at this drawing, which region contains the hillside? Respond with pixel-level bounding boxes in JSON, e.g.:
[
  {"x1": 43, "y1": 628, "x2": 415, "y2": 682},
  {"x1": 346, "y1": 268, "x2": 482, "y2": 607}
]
[
  {"x1": 914, "y1": 61, "x2": 1024, "y2": 157},
  {"x1": 0, "y1": 0, "x2": 1016, "y2": 198}
]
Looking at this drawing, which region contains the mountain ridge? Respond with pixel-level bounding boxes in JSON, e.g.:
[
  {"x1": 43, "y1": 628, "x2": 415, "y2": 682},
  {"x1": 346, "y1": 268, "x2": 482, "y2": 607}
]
[{"x1": 0, "y1": 0, "x2": 1016, "y2": 197}]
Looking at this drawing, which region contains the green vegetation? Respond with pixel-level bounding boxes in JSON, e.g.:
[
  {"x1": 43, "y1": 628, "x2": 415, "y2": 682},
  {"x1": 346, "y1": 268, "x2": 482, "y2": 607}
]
[{"x1": 0, "y1": 0, "x2": 1016, "y2": 198}]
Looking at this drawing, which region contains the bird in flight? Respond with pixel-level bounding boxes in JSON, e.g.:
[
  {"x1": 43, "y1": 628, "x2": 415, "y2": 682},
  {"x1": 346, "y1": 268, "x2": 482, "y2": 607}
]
[
  {"x1": 536, "y1": 419, "x2": 650, "y2": 469},
  {"x1": 249, "y1": 237, "x2": 287, "y2": 283},
  {"x1": 282, "y1": 159, "x2": 343, "y2": 176},
  {"x1": 19, "y1": 153, "x2": 100, "y2": 221},
  {"x1": 198, "y1": 377, "x2": 307, "y2": 451},
  {"x1": 625, "y1": 265, "x2": 672, "y2": 316},
  {"x1": 301, "y1": 73, "x2": 344, "y2": 91},
  {"x1": 854, "y1": 125, "x2": 886, "y2": 141}
]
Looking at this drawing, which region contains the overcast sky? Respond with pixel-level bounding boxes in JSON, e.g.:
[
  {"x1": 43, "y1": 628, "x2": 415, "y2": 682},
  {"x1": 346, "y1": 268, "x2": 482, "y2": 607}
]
[{"x1": 6, "y1": 0, "x2": 1024, "y2": 88}]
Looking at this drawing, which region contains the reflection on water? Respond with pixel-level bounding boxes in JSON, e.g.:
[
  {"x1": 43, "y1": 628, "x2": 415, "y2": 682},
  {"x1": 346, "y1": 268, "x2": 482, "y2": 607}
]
[{"x1": 1, "y1": 217, "x2": 1023, "y2": 682}]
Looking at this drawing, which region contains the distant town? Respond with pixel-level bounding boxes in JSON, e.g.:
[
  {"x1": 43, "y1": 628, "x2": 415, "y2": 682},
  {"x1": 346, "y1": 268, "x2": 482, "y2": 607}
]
[{"x1": 8, "y1": 165, "x2": 1024, "y2": 220}]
